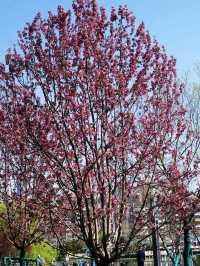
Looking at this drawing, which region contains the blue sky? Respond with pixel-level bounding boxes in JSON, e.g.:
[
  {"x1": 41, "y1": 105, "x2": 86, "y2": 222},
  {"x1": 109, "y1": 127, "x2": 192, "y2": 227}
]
[{"x1": 0, "y1": 0, "x2": 199, "y2": 79}]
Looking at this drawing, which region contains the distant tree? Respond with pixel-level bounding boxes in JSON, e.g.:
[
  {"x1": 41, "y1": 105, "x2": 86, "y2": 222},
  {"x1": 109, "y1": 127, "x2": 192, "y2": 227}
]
[
  {"x1": 0, "y1": 203, "x2": 15, "y2": 256},
  {"x1": 58, "y1": 239, "x2": 85, "y2": 257},
  {"x1": 0, "y1": 233, "x2": 17, "y2": 256},
  {"x1": 0, "y1": 130, "x2": 48, "y2": 265},
  {"x1": 28, "y1": 242, "x2": 58, "y2": 264},
  {"x1": 157, "y1": 75, "x2": 200, "y2": 266}
]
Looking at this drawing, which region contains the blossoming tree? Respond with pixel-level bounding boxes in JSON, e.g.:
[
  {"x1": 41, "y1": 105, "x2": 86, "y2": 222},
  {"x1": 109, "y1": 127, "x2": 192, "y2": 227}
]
[{"x1": 0, "y1": 0, "x2": 193, "y2": 265}]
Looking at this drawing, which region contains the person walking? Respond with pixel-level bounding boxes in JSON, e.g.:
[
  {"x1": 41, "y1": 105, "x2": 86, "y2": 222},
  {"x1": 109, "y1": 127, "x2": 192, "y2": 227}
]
[{"x1": 137, "y1": 247, "x2": 145, "y2": 266}]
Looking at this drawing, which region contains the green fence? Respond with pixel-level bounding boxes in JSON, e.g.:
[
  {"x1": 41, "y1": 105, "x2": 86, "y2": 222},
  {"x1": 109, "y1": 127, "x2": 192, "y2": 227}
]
[{"x1": 1, "y1": 257, "x2": 38, "y2": 266}]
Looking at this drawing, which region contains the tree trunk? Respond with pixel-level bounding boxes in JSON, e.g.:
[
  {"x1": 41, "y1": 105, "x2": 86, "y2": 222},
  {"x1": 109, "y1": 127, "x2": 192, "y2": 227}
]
[
  {"x1": 19, "y1": 248, "x2": 26, "y2": 266},
  {"x1": 183, "y1": 224, "x2": 192, "y2": 266}
]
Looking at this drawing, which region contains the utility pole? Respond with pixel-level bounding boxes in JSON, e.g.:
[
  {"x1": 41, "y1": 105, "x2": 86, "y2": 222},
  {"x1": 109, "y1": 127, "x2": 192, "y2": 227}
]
[
  {"x1": 152, "y1": 218, "x2": 161, "y2": 266},
  {"x1": 183, "y1": 219, "x2": 193, "y2": 266},
  {"x1": 150, "y1": 196, "x2": 161, "y2": 266}
]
